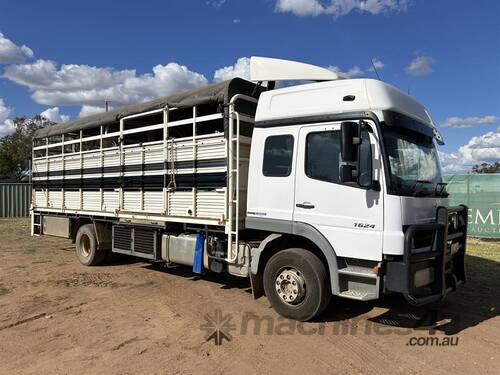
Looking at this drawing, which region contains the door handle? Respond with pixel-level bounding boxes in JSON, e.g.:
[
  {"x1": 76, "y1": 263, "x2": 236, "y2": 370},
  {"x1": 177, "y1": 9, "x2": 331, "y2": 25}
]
[{"x1": 296, "y1": 202, "x2": 315, "y2": 209}]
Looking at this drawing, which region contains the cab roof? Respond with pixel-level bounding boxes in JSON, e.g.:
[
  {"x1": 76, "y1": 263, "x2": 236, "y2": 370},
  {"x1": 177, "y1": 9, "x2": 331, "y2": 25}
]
[{"x1": 254, "y1": 78, "x2": 434, "y2": 128}]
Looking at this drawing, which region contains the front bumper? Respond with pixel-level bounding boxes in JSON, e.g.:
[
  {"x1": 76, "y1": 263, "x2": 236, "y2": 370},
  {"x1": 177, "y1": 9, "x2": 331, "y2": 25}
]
[{"x1": 384, "y1": 205, "x2": 468, "y2": 306}]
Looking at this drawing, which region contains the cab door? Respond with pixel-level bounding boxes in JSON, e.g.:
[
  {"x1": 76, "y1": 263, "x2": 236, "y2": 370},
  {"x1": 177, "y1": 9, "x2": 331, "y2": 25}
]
[{"x1": 293, "y1": 121, "x2": 384, "y2": 261}]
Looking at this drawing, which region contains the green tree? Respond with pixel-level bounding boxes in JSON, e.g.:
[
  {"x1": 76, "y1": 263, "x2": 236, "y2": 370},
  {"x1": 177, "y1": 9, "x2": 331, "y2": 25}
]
[
  {"x1": 471, "y1": 162, "x2": 500, "y2": 174},
  {"x1": 0, "y1": 115, "x2": 51, "y2": 181}
]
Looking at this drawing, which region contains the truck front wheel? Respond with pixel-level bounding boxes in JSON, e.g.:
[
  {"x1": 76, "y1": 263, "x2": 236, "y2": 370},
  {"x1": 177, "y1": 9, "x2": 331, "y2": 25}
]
[
  {"x1": 263, "y1": 248, "x2": 331, "y2": 321},
  {"x1": 75, "y1": 224, "x2": 107, "y2": 266}
]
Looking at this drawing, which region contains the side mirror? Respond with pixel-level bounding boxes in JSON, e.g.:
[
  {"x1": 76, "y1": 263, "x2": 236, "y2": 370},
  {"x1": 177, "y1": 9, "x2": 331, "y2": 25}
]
[
  {"x1": 340, "y1": 121, "x2": 361, "y2": 162},
  {"x1": 340, "y1": 121, "x2": 361, "y2": 183},
  {"x1": 340, "y1": 165, "x2": 358, "y2": 183}
]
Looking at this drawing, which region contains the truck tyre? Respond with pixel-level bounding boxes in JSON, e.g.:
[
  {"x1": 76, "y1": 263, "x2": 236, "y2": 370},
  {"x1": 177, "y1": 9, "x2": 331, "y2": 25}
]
[
  {"x1": 263, "y1": 248, "x2": 331, "y2": 321},
  {"x1": 75, "y1": 224, "x2": 107, "y2": 266}
]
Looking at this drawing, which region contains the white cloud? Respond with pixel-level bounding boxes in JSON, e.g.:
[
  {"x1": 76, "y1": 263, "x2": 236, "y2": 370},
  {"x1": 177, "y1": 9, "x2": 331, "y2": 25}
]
[
  {"x1": 207, "y1": 0, "x2": 226, "y2": 7},
  {"x1": 40, "y1": 107, "x2": 70, "y2": 123},
  {"x1": 439, "y1": 131, "x2": 500, "y2": 173},
  {"x1": 213, "y1": 57, "x2": 251, "y2": 82},
  {"x1": 328, "y1": 58, "x2": 384, "y2": 78},
  {"x1": 368, "y1": 57, "x2": 384, "y2": 71},
  {"x1": 233, "y1": 18, "x2": 241, "y2": 23},
  {"x1": 441, "y1": 115, "x2": 498, "y2": 129},
  {"x1": 4, "y1": 53, "x2": 385, "y2": 123},
  {"x1": 4, "y1": 59, "x2": 135, "y2": 92},
  {"x1": 276, "y1": 0, "x2": 324, "y2": 16},
  {"x1": 405, "y1": 55, "x2": 435, "y2": 76},
  {"x1": 4, "y1": 59, "x2": 208, "y2": 107},
  {"x1": 78, "y1": 105, "x2": 111, "y2": 118},
  {"x1": 0, "y1": 32, "x2": 34, "y2": 64},
  {"x1": 0, "y1": 98, "x2": 15, "y2": 137},
  {"x1": 275, "y1": 0, "x2": 409, "y2": 17},
  {"x1": 345, "y1": 65, "x2": 364, "y2": 77},
  {"x1": 328, "y1": 65, "x2": 363, "y2": 78}
]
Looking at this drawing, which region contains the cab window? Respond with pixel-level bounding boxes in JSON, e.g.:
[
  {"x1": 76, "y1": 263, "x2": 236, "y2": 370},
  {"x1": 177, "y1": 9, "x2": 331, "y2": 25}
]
[
  {"x1": 306, "y1": 129, "x2": 372, "y2": 186},
  {"x1": 263, "y1": 135, "x2": 294, "y2": 177}
]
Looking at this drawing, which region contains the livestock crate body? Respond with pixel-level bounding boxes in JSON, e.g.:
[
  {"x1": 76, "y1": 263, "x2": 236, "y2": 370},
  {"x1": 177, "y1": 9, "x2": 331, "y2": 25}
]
[{"x1": 32, "y1": 79, "x2": 260, "y2": 261}]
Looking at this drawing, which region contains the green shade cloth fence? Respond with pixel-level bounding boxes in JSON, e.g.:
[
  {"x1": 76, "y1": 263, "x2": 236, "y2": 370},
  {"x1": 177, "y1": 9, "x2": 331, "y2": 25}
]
[{"x1": 444, "y1": 174, "x2": 500, "y2": 238}]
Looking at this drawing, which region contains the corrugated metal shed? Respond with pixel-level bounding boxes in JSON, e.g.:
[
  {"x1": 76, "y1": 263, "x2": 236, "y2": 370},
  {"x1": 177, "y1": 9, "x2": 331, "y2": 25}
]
[{"x1": 0, "y1": 183, "x2": 31, "y2": 218}]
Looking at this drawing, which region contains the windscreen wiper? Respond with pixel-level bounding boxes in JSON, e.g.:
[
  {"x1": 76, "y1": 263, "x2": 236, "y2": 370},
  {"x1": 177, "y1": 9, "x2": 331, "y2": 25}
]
[
  {"x1": 410, "y1": 179, "x2": 431, "y2": 196},
  {"x1": 435, "y1": 182, "x2": 449, "y2": 197}
]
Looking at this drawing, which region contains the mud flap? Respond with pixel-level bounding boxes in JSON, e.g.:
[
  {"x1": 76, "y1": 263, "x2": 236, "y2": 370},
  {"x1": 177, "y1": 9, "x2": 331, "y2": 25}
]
[{"x1": 250, "y1": 272, "x2": 264, "y2": 299}]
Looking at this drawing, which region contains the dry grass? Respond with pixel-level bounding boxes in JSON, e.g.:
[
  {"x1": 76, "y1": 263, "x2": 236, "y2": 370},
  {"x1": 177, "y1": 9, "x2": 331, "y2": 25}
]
[
  {"x1": 0, "y1": 218, "x2": 31, "y2": 232},
  {"x1": 467, "y1": 238, "x2": 500, "y2": 262}
]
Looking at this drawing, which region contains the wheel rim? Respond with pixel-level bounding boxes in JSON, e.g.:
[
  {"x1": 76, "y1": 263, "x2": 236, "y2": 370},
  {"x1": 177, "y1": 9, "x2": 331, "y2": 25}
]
[
  {"x1": 275, "y1": 267, "x2": 306, "y2": 305},
  {"x1": 80, "y1": 234, "x2": 91, "y2": 258}
]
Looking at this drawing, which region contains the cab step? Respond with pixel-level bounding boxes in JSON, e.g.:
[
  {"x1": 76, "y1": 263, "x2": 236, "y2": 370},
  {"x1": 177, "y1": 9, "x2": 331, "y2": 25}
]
[
  {"x1": 338, "y1": 265, "x2": 377, "y2": 279},
  {"x1": 338, "y1": 290, "x2": 377, "y2": 301},
  {"x1": 338, "y1": 260, "x2": 379, "y2": 301}
]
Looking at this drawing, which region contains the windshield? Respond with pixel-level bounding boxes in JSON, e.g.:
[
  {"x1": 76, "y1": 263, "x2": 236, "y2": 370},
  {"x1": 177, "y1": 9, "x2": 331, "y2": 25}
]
[{"x1": 383, "y1": 128, "x2": 443, "y2": 196}]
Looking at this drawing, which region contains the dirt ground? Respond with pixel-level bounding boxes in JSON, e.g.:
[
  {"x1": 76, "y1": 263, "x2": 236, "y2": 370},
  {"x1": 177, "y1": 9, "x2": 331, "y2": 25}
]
[{"x1": 0, "y1": 219, "x2": 499, "y2": 375}]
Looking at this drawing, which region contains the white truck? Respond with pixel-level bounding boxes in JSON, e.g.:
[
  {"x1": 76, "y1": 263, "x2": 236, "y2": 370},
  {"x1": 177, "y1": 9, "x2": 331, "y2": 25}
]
[{"x1": 31, "y1": 57, "x2": 467, "y2": 321}]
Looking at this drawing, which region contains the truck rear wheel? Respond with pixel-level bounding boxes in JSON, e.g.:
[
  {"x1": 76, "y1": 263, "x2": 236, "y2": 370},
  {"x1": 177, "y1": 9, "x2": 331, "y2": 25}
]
[
  {"x1": 263, "y1": 248, "x2": 331, "y2": 321},
  {"x1": 75, "y1": 224, "x2": 106, "y2": 266}
]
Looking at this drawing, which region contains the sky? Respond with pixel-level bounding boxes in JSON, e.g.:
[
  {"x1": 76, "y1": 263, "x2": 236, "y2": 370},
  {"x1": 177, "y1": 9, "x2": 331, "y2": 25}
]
[{"x1": 0, "y1": 0, "x2": 499, "y2": 172}]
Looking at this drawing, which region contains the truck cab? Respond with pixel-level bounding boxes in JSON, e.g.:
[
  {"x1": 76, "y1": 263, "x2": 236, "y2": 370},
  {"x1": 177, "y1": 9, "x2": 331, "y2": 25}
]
[{"x1": 245, "y1": 59, "x2": 467, "y2": 320}]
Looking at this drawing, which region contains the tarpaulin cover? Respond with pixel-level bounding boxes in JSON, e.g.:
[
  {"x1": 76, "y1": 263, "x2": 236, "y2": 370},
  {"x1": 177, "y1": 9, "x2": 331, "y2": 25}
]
[{"x1": 34, "y1": 78, "x2": 260, "y2": 138}]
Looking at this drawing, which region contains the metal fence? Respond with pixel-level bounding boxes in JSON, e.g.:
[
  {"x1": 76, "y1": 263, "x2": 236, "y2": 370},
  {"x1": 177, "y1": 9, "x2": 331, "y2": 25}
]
[
  {"x1": 0, "y1": 183, "x2": 31, "y2": 218},
  {"x1": 444, "y1": 174, "x2": 500, "y2": 239}
]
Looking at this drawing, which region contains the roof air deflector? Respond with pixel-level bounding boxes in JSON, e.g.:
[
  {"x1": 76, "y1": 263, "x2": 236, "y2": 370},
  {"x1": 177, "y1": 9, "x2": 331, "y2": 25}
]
[{"x1": 250, "y1": 56, "x2": 345, "y2": 82}]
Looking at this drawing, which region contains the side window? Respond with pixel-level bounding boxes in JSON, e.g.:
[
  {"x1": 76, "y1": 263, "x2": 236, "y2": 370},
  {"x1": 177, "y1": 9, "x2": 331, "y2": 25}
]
[
  {"x1": 306, "y1": 131, "x2": 341, "y2": 183},
  {"x1": 263, "y1": 135, "x2": 294, "y2": 177},
  {"x1": 305, "y1": 129, "x2": 372, "y2": 186}
]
